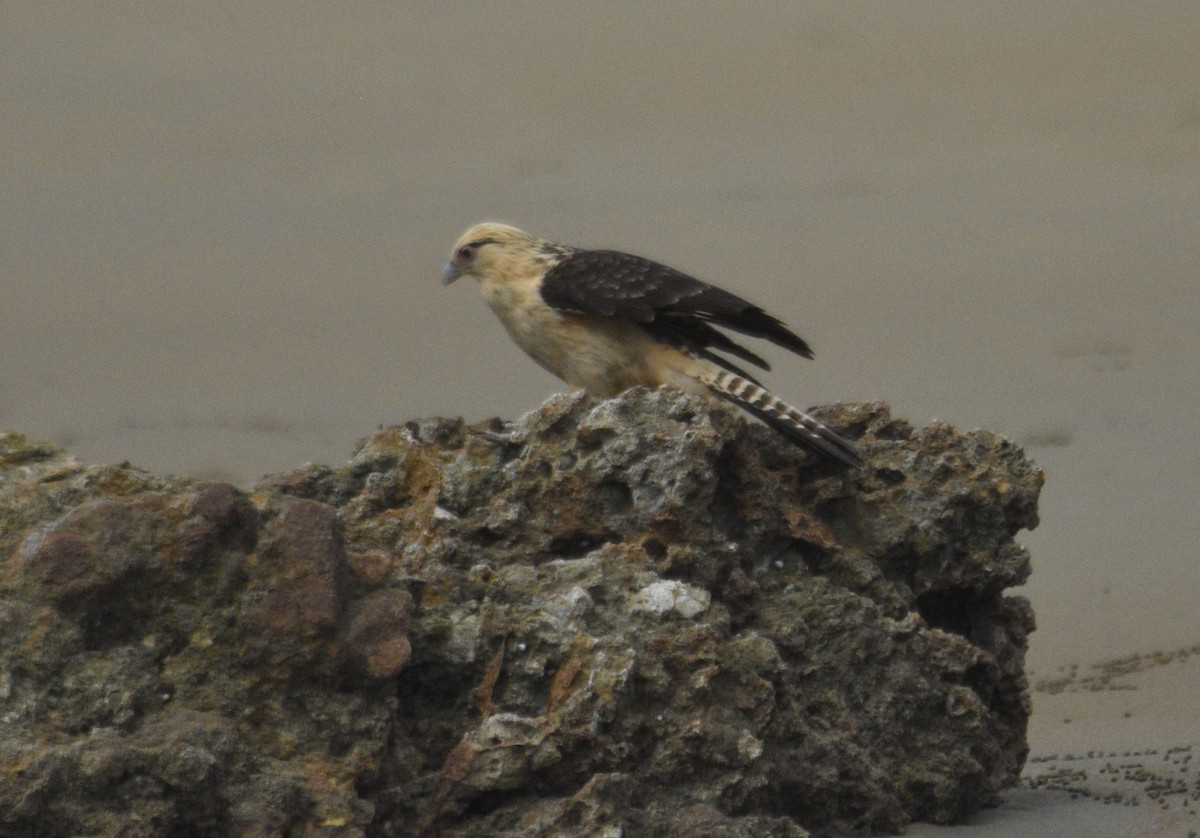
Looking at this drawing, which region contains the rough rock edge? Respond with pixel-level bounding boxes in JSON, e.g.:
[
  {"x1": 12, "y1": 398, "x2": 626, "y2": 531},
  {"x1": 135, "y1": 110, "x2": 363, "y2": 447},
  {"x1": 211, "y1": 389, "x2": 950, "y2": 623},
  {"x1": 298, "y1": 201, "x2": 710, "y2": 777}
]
[{"x1": 0, "y1": 391, "x2": 1041, "y2": 837}]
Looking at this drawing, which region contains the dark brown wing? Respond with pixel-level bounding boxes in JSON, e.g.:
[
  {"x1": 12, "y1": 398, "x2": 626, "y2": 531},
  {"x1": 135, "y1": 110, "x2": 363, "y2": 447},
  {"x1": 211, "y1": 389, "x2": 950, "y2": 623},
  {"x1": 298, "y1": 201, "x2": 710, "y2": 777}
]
[{"x1": 539, "y1": 249, "x2": 814, "y2": 372}]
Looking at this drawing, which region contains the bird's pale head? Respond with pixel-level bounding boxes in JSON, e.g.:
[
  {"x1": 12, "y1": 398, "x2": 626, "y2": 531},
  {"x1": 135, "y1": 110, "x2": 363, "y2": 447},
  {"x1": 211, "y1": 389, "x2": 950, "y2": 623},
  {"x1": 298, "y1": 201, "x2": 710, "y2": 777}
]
[{"x1": 442, "y1": 222, "x2": 541, "y2": 285}]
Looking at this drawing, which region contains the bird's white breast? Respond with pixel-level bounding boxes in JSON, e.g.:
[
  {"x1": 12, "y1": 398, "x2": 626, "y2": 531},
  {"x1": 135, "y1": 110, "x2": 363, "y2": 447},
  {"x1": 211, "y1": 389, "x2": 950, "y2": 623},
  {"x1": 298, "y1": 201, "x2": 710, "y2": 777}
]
[{"x1": 478, "y1": 274, "x2": 664, "y2": 396}]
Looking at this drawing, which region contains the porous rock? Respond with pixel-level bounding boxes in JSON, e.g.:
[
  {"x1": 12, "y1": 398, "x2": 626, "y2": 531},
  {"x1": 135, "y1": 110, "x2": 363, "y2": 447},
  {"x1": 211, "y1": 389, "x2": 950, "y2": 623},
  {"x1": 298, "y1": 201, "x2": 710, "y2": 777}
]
[{"x1": 0, "y1": 391, "x2": 1041, "y2": 836}]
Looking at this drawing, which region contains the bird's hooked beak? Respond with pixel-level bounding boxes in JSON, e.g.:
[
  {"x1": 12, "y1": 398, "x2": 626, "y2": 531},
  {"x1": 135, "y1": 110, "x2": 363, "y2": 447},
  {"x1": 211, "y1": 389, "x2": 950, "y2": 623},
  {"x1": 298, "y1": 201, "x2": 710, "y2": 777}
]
[{"x1": 441, "y1": 263, "x2": 463, "y2": 285}]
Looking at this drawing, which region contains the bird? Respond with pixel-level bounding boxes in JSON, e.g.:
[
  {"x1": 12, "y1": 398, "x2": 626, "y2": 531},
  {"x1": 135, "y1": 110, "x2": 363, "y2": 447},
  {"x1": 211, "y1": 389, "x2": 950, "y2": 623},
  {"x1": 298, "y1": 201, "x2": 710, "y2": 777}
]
[{"x1": 442, "y1": 222, "x2": 863, "y2": 468}]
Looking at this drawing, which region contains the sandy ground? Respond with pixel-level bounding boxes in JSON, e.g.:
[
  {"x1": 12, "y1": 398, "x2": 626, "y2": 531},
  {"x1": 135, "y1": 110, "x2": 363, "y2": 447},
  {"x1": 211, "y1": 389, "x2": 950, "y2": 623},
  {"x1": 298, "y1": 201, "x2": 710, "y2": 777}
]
[
  {"x1": 913, "y1": 647, "x2": 1200, "y2": 836},
  {"x1": 4, "y1": 4, "x2": 1197, "y2": 834}
]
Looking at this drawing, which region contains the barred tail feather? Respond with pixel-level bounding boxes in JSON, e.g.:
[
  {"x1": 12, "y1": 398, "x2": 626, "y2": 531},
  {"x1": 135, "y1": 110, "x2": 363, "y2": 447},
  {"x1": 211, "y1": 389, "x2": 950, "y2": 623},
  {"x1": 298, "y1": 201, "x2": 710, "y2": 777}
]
[{"x1": 704, "y1": 369, "x2": 864, "y2": 468}]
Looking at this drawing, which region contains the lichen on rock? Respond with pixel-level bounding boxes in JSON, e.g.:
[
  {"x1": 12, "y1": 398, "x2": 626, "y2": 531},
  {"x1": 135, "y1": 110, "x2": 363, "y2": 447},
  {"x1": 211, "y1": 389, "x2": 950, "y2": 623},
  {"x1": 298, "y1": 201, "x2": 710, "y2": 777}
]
[{"x1": 0, "y1": 390, "x2": 1041, "y2": 836}]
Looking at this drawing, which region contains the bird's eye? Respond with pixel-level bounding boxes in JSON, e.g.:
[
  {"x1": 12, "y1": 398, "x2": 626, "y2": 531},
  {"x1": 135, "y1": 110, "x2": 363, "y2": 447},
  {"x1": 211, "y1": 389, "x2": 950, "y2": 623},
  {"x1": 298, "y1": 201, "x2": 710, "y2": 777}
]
[{"x1": 454, "y1": 238, "x2": 494, "y2": 265}]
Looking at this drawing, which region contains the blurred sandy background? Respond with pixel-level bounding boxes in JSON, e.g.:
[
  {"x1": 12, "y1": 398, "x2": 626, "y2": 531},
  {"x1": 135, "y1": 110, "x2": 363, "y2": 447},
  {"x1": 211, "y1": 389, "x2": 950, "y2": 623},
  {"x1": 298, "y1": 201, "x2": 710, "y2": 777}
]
[{"x1": 4, "y1": 3, "x2": 1197, "y2": 832}]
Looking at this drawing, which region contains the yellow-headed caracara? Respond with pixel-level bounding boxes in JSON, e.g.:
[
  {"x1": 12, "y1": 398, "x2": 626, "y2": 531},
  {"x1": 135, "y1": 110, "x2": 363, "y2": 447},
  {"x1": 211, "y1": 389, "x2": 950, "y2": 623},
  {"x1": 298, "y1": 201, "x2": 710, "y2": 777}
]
[{"x1": 442, "y1": 222, "x2": 864, "y2": 468}]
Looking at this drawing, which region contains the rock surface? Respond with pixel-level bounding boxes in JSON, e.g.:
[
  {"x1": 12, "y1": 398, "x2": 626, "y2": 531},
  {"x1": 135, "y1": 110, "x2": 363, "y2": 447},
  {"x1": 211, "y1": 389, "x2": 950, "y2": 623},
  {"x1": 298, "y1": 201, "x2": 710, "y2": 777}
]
[{"x1": 0, "y1": 389, "x2": 1042, "y2": 837}]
